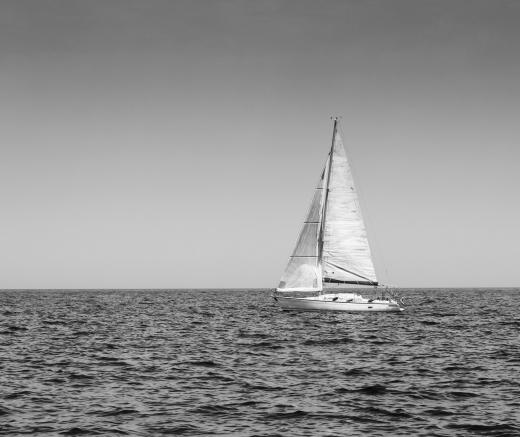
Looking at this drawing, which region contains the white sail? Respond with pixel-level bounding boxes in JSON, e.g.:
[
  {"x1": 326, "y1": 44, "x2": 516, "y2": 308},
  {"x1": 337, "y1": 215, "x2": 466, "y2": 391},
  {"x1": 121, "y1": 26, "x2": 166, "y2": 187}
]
[
  {"x1": 277, "y1": 165, "x2": 327, "y2": 292},
  {"x1": 321, "y1": 128, "x2": 378, "y2": 286},
  {"x1": 273, "y1": 119, "x2": 404, "y2": 312}
]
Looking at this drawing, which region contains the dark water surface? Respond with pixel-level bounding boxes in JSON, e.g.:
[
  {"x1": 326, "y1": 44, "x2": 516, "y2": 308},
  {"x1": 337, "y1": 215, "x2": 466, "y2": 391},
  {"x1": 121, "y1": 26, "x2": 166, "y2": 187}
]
[{"x1": 1, "y1": 288, "x2": 519, "y2": 436}]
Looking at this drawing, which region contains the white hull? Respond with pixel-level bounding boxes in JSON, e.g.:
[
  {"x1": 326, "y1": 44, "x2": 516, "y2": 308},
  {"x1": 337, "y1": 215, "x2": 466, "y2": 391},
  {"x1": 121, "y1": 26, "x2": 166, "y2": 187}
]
[{"x1": 273, "y1": 293, "x2": 403, "y2": 312}]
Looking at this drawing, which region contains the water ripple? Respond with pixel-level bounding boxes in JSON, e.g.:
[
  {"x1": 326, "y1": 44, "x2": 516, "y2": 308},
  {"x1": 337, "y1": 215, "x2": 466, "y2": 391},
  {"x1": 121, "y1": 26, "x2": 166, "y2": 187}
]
[{"x1": 0, "y1": 288, "x2": 519, "y2": 435}]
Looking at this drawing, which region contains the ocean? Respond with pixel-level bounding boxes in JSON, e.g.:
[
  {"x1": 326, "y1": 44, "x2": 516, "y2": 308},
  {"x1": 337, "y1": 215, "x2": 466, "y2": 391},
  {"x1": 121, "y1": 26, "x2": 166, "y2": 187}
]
[{"x1": 1, "y1": 288, "x2": 519, "y2": 436}]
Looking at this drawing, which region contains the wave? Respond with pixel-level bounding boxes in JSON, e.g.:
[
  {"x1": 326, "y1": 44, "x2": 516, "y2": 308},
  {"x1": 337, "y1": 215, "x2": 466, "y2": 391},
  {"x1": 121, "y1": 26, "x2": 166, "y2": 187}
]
[{"x1": 302, "y1": 336, "x2": 355, "y2": 346}]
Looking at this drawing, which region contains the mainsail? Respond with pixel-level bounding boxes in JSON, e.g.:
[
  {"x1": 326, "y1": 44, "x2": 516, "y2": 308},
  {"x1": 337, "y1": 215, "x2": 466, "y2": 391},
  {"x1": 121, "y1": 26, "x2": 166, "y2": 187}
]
[{"x1": 277, "y1": 119, "x2": 378, "y2": 292}]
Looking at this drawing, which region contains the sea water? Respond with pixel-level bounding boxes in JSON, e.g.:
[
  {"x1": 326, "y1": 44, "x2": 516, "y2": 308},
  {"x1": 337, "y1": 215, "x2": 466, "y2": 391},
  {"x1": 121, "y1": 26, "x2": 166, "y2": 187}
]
[{"x1": 1, "y1": 288, "x2": 519, "y2": 436}]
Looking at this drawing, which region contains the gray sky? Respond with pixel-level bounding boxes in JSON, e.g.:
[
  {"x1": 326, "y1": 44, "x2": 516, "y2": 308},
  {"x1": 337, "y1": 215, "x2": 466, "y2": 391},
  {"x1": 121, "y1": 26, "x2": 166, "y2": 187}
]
[{"x1": 1, "y1": 0, "x2": 519, "y2": 288}]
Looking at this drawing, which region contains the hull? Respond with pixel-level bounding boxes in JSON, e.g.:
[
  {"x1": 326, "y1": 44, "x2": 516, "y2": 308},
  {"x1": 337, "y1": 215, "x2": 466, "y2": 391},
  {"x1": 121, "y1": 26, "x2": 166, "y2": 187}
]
[{"x1": 273, "y1": 293, "x2": 403, "y2": 312}]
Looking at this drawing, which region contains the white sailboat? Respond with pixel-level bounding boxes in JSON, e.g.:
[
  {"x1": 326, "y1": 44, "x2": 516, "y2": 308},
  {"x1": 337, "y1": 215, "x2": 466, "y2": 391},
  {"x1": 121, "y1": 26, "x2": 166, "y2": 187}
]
[{"x1": 273, "y1": 118, "x2": 403, "y2": 312}]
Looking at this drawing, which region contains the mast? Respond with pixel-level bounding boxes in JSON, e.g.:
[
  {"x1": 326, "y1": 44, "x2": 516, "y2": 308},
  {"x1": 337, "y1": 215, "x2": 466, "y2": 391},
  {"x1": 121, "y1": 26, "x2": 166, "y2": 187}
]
[{"x1": 318, "y1": 117, "x2": 338, "y2": 266}]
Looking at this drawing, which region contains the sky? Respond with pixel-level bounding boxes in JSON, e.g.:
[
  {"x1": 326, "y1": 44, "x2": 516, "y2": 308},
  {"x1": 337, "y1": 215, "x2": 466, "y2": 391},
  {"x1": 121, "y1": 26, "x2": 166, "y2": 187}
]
[{"x1": 1, "y1": 0, "x2": 519, "y2": 289}]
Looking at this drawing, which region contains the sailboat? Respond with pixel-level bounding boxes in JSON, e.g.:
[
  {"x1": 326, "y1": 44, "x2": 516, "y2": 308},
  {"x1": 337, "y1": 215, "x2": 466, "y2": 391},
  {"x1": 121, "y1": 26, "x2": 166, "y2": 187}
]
[{"x1": 273, "y1": 118, "x2": 403, "y2": 312}]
